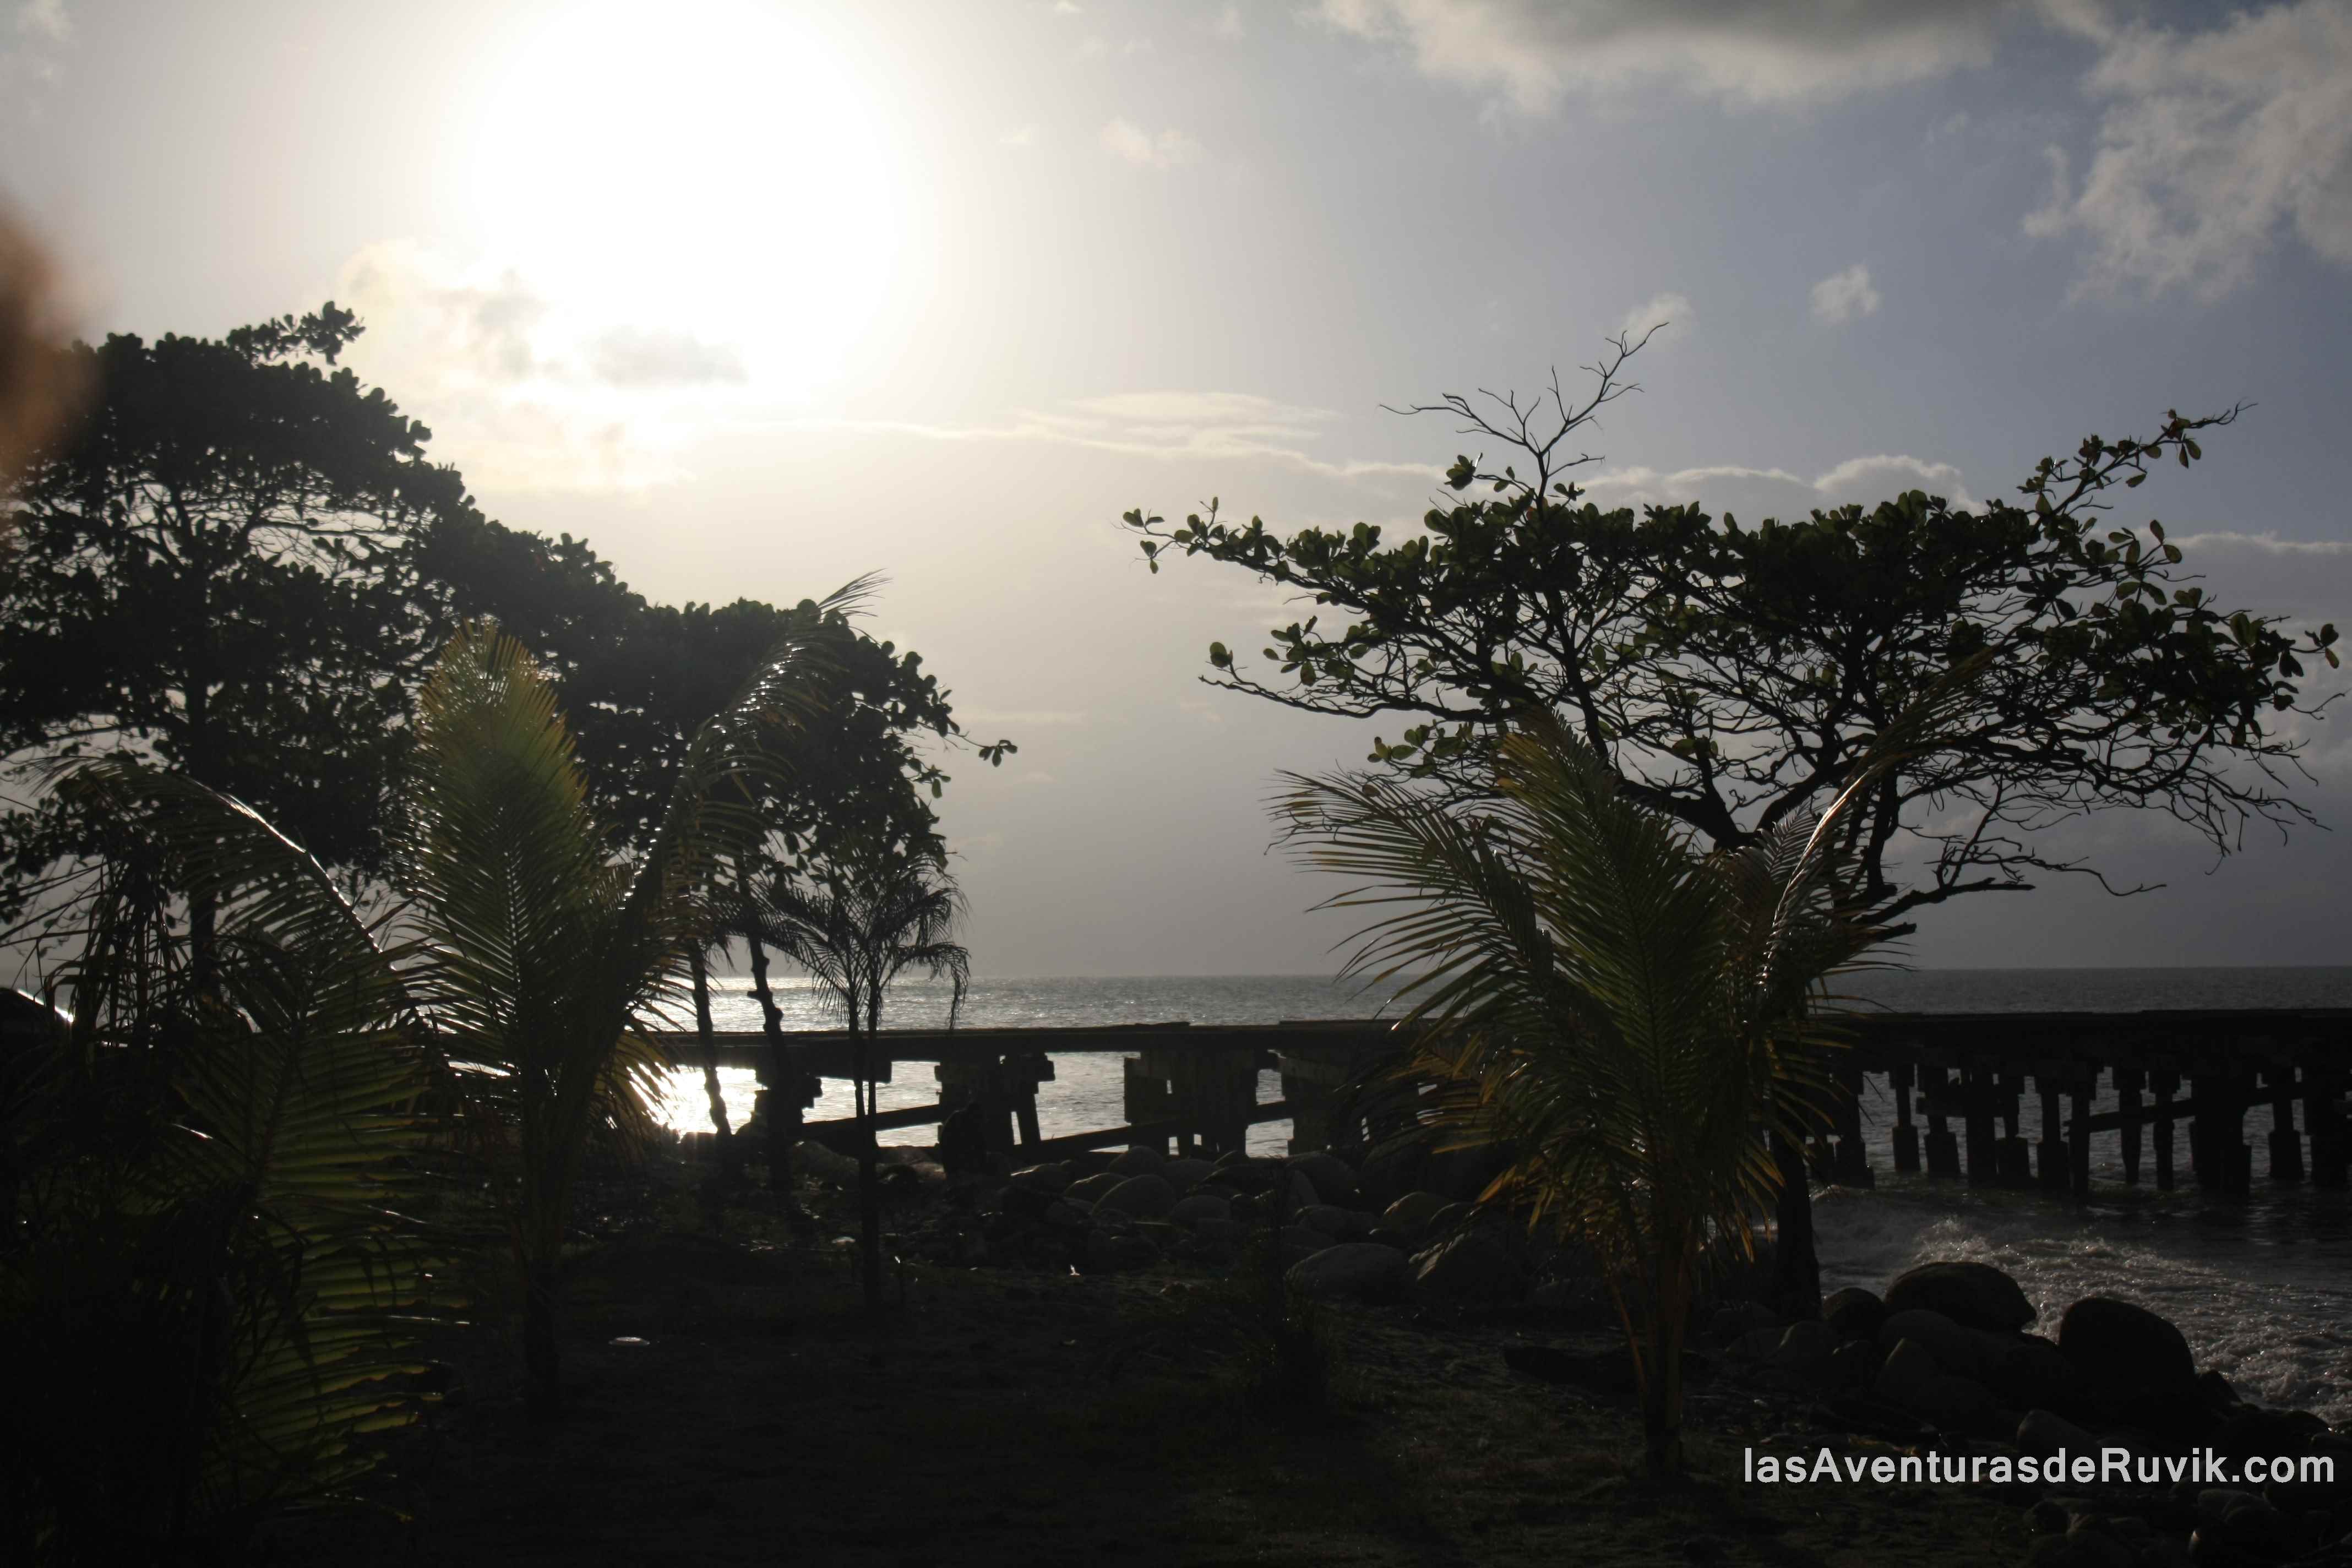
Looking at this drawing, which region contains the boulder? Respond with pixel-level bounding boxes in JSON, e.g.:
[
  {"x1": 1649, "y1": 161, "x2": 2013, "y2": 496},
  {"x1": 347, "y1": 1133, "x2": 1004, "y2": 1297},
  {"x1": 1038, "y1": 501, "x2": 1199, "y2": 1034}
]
[
  {"x1": 1006, "y1": 1162, "x2": 1073, "y2": 1194},
  {"x1": 1354, "y1": 1142, "x2": 1424, "y2": 1210},
  {"x1": 2016, "y1": 1408, "x2": 2101, "y2": 1459},
  {"x1": 1883, "y1": 1261, "x2": 2036, "y2": 1332},
  {"x1": 1041, "y1": 1199, "x2": 1087, "y2": 1229},
  {"x1": 1286, "y1": 1241, "x2": 1412, "y2": 1304},
  {"x1": 1095, "y1": 1174, "x2": 1177, "y2": 1219},
  {"x1": 1821, "y1": 1287, "x2": 1886, "y2": 1343},
  {"x1": 2211, "y1": 1407, "x2": 2328, "y2": 1467},
  {"x1": 1292, "y1": 1151, "x2": 1360, "y2": 1208},
  {"x1": 1192, "y1": 1217, "x2": 1248, "y2": 1246},
  {"x1": 1411, "y1": 1228, "x2": 1520, "y2": 1308},
  {"x1": 1420, "y1": 1141, "x2": 1509, "y2": 1202},
  {"x1": 1707, "y1": 1301, "x2": 1784, "y2": 1343},
  {"x1": 1167, "y1": 1192, "x2": 1232, "y2": 1228},
  {"x1": 1210, "y1": 1156, "x2": 1276, "y2": 1195},
  {"x1": 1875, "y1": 1338, "x2": 1941, "y2": 1407},
  {"x1": 1282, "y1": 1169, "x2": 1322, "y2": 1211},
  {"x1": 1981, "y1": 1334, "x2": 2079, "y2": 1415},
  {"x1": 794, "y1": 1140, "x2": 860, "y2": 1185},
  {"x1": 1828, "y1": 1338, "x2": 1885, "y2": 1392},
  {"x1": 1768, "y1": 1320, "x2": 1841, "y2": 1387},
  {"x1": 1298, "y1": 1204, "x2": 1372, "y2": 1240},
  {"x1": 1065, "y1": 1171, "x2": 1125, "y2": 1205},
  {"x1": 2055, "y1": 1297, "x2": 2198, "y2": 1431},
  {"x1": 995, "y1": 1183, "x2": 1057, "y2": 1221},
  {"x1": 2193, "y1": 1488, "x2": 2294, "y2": 1559},
  {"x1": 1084, "y1": 1228, "x2": 1159, "y2": 1273},
  {"x1": 1281, "y1": 1224, "x2": 1335, "y2": 1256},
  {"x1": 1875, "y1": 1337, "x2": 1992, "y2": 1422},
  {"x1": 1876, "y1": 1308, "x2": 2005, "y2": 1381},
  {"x1": 1109, "y1": 1144, "x2": 1166, "y2": 1175},
  {"x1": 2026, "y1": 1526, "x2": 2135, "y2": 1568},
  {"x1": 1379, "y1": 1191, "x2": 1453, "y2": 1245},
  {"x1": 1162, "y1": 1157, "x2": 1216, "y2": 1192}
]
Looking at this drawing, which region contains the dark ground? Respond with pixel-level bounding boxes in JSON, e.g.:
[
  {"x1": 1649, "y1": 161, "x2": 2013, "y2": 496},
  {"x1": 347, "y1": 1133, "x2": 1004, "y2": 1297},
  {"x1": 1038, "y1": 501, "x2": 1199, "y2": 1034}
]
[{"x1": 264, "y1": 1158, "x2": 2039, "y2": 1568}]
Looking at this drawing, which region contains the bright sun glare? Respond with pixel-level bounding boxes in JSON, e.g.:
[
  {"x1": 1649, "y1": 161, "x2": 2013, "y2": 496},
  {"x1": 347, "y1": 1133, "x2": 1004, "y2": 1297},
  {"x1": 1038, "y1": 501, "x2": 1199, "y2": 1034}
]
[{"x1": 467, "y1": 1, "x2": 914, "y2": 400}]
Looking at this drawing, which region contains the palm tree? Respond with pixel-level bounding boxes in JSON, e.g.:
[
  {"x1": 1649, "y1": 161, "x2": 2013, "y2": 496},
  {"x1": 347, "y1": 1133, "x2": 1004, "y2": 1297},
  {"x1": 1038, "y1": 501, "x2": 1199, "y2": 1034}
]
[
  {"x1": 1278, "y1": 712, "x2": 1901, "y2": 1475},
  {"x1": 728, "y1": 842, "x2": 968, "y2": 1311},
  {"x1": 15, "y1": 756, "x2": 449, "y2": 1557},
  {"x1": 47, "y1": 596, "x2": 848, "y2": 1426},
  {"x1": 395, "y1": 612, "x2": 839, "y2": 1416}
]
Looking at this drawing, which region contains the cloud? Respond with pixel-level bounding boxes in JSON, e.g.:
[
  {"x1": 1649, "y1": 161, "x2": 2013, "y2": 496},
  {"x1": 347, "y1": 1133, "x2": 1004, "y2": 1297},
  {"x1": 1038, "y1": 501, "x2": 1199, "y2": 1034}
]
[
  {"x1": 585, "y1": 325, "x2": 745, "y2": 389},
  {"x1": 1100, "y1": 117, "x2": 1202, "y2": 169},
  {"x1": 2169, "y1": 530, "x2": 2352, "y2": 557},
  {"x1": 1617, "y1": 291, "x2": 1694, "y2": 347},
  {"x1": 14, "y1": 0, "x2": 67, "y2": 42},
  {"x1": 2023, "y1": 0, "x2": 2352, "y2": 301},
  {"x1": 1000, "y1": 124, "x2": 1041, "y2": 149},
  {"x1": 331, "y1": 241, "x2": 738, "y2": 493},
  {"x1": 1311, "y1": 0, "x2": 2023, "y2": 113},
  {"x1": 1212, "y1": 4, "x2": 1244, "y2": 40},
  {"x1": 1578, "y1": 451, "x2": 1975, "y2": 514},
  {"x1": 796, "y1": 390, "x2": 1440, "y2": 484},
  {"x1": 340, "y1": 243, "x2": 548, "y2": 384},
  {"x1": 1809, "y1": 263, "x2": 1882, "y2": 324},
  {"x1": 4, "y1": 0, "x2": 70, "y2": 95}
]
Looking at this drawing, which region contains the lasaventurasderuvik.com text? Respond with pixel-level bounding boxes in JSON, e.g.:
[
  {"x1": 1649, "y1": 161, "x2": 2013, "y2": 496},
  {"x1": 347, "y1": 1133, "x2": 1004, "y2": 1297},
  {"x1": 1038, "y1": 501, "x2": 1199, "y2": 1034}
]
[{"x1": 1745, "y1": 1447, "x2": 2334, "y2": 1488}]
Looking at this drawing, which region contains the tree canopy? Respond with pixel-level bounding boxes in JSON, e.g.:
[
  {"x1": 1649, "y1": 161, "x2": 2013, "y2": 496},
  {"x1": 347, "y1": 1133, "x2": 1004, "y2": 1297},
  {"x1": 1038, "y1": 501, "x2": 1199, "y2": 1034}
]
[
  {"x1": 1124, "y1": 336, "x2": 2337, "y2": 931},
  {"x1": 0, "y1": 305, "x2": 466, "y2": 935},
  {"x1": 0, "y1": 303, "x2": 1010, "y2": 959}
]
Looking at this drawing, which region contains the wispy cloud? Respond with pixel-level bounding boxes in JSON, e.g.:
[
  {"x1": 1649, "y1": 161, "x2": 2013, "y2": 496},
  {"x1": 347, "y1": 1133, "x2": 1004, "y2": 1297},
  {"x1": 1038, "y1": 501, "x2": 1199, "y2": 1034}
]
[
  {"x1": 585, "y1": 326, "x2": 745, "y2": 389},
  {"x1": 4, "y1": 0, "x2": 72, "y2": 96},
  {"x1": 1311, "y1": 0, "x2": 2021, "y2": 114},
  {"x1": 332, "y1": 241, "x2": 753, "y2": 492},
  {"x1": 1580, "y1": 451, "x2": 1975, "y2": 513},
  {"x1": 1101, "y1": 117, "x2": 1202, "y2": 169},
  {"x1": 1618, "y1": 290, "x2": 1694, "y2": 347},
  {"x1": 2169, "y1": 530, "x2": 2352, "y2": 557},
  {"x1": 15, "y1": 0, "x2": 67, "y2": 42},
  {"x1": 1809, "y1": 263, "x2": 1881, "y2": 325},
  {"x1": 795, "y1": 390, "x2": 1440, "y2": 484},
  {"x1": 2024, "y1": 0, "x2": 2352, "y2": 301}
]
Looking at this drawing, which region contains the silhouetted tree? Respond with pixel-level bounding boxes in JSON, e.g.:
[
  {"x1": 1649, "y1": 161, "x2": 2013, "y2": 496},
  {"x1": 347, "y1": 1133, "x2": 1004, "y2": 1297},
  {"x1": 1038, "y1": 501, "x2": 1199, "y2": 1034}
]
[
  {"x1": 0, "y1": 306, "x2": 471, "y2": 956},
  {"x1": 1126, "y1": 334, "x2": 2336, "y2": 936},
  {"x1": 1126, "y1": 333, "x2": 2337, "y2": 1310},
  {"x1": 729, "y1": 842, "x2": 968, "y2": 1312}
]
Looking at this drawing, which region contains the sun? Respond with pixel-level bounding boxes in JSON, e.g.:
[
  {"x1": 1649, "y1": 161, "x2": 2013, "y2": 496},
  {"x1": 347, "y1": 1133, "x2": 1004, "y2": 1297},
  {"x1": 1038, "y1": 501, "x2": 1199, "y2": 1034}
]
[{"x1": 463, "y1": 0, "x2": 916, "y2": 400}]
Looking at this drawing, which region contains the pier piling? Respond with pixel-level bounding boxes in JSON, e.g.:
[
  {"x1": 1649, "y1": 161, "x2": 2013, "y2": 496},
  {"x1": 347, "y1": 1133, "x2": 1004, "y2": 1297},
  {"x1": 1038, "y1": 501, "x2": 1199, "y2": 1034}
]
[
  {"x1": 1891, "y1": 1062, "x2": 1920, "y2": 1174},
  {"x1": 2268, "y1": 1066, "x2": 2305, "y2": 1182}
]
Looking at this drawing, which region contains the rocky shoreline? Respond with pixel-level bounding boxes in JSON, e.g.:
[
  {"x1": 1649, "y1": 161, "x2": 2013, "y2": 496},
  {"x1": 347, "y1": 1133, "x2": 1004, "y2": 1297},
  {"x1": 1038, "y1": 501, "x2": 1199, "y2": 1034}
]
[{"x1": 846, "y1": 1137, "x2": 2352, "y2": 1567}]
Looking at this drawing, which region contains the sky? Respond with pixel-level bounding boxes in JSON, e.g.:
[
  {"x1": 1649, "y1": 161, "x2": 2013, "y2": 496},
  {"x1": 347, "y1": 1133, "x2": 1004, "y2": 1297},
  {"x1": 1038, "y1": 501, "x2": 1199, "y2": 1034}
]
[{"x1": 4, "y1": 0, "x2": 2349, "y2": 976}]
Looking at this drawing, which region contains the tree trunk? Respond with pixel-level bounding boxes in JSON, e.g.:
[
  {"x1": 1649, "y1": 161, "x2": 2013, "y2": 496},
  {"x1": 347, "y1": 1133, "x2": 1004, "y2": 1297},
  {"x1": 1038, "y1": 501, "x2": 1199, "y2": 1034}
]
[
  {"x1": 1770, "y1": 1131, "x2": 1821, "y2": 1318},
  {"x1": 1641, "y1": 1253, "x2": 1689, "y2": 1476},
  {"x1": 689, "y1": 947, "x2": 738, "y2": 1182},
  {"x1": 524, "y1": 1255, "x2": 561, "y2": 1420},
  {"x1": 853, "y1": 1017, "x2": 883, "y2": 1313},
  {"x1": 744, "y1": 934, "x2": 796, "y2": 1194}
]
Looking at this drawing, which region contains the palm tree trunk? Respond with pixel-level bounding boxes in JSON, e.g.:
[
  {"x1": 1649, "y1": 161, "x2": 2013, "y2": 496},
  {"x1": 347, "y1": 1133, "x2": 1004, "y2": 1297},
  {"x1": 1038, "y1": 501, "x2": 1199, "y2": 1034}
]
[
  {"x1": 1642, "y1": 1250, "x2": 1690, "y2": 1475},
  {"x1": 852, "y1": 1010, "x2": 883, "y2": 1312},
  {"x1": 1769, "y1": 1131, "x2": 1820, "y2": 1317},
  {"x1": 690, "y1": 947, "x2": 739, "y2": 1183},
  {"x1": 524, "y1": 1254, "x2": 561, "y2": 1419},
  {"x1": 744, "y1": 933, "x2": 796, "y2": 1194}
]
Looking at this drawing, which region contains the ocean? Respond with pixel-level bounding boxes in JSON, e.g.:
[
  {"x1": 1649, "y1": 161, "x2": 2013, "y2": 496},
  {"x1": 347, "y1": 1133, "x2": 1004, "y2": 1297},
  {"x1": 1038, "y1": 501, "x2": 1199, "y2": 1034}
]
[{"x1": 657, "y1": 967, "x2": 2352, "y2": 1420}]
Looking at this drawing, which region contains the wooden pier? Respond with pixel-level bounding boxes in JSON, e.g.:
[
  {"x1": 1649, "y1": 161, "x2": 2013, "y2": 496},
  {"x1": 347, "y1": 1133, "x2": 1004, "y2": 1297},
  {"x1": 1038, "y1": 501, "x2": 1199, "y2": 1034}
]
[{"x1": 657, "y1": 1008, "x2": 2352, "y2": 1196}]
